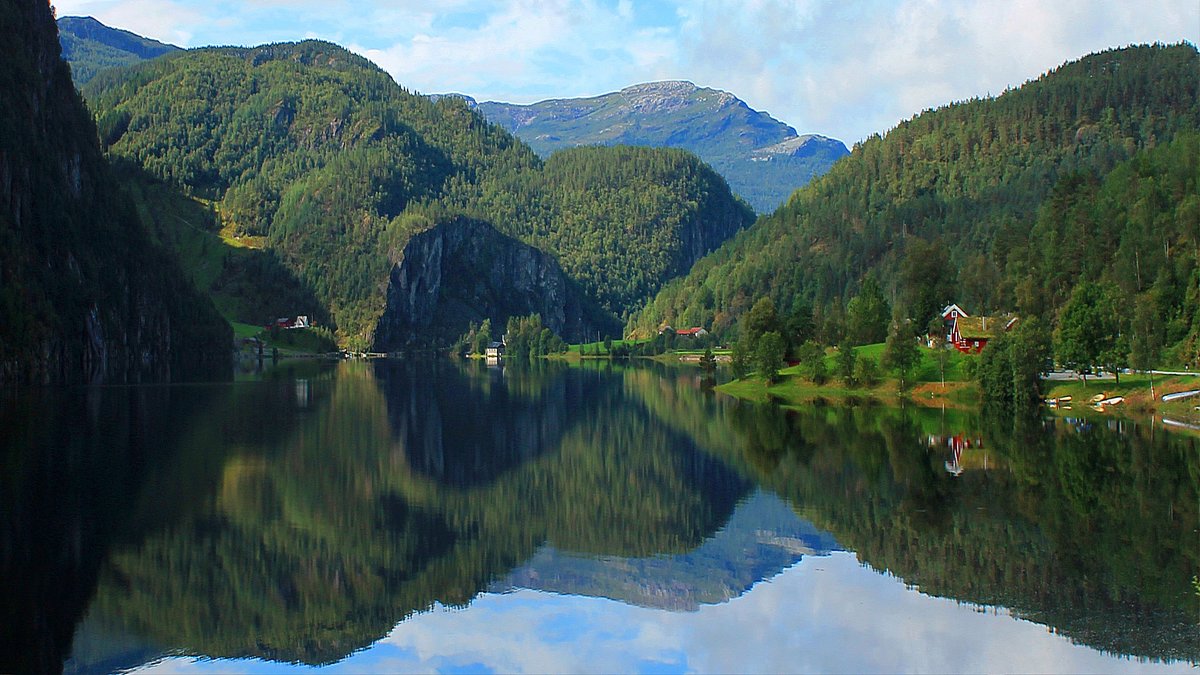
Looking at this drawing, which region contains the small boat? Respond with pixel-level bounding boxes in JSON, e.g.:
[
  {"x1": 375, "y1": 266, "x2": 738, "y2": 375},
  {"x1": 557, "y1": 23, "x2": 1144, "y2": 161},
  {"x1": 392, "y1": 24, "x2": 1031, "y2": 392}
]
[
  {"x1": 1097, "y1": 396, "x2": 1124, "y2": 406},
  {"x1": 1161, "y1": 389, "x2": 1200, "y2": 403},
  {"x1": 1089, "y1": 393, "x2": 1107, "y2": 403}
]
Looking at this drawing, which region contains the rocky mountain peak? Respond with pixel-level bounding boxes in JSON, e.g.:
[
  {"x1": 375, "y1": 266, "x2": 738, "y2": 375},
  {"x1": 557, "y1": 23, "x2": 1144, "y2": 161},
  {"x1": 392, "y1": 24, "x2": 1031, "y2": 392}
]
[{"x1": 618, "y1": 81, "x2": 737, "y2": 113}]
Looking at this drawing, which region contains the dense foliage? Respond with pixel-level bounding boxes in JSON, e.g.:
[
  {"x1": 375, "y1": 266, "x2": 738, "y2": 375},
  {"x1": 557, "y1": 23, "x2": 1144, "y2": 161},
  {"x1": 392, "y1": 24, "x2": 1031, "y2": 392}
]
[
  {"x1": 71, "y1": 362, "x2": 747, "y2": 663},
  {"x1": 83, "y1": 43, "x2": 752, "y2": 345},
  {"x1": 629, "y1": 45, "x2": 1200, "y2": 368},
  {"x1": 533, "y1": 147, "x2": 753, "y2": 316}
]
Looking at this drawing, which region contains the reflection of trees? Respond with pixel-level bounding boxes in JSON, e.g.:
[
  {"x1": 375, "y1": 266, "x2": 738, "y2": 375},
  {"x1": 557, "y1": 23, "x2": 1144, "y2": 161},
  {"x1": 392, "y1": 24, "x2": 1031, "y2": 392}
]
[
  {"x1": 17, "y1": 362, "x2": 1189, "y2": 671},
  {"x1": 373, "y1": 359, "x2": 580, "y2": 487},
  {"x1": 0, "y1": 377, "x2": 304, "y2": 674},
  {"x1": 80, "y1": 361, "x2": 747, "y2": 665},
  {"x1": 714, "y1": 402, "x2": 1200, "y2": 664}
]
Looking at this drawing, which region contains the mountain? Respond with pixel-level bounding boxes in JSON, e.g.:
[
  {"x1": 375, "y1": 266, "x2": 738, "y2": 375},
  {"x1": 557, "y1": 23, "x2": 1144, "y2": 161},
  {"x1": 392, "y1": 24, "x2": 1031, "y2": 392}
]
[
  {"x1": 56, "y1": 15, "x2": 179, "y2": 86},
  {"x1": 476, "y1": 81, "x2": 849, "y2": 213},
  {"x1": 81, "y1": 41, "x2": 752, "y2": 348},
  {"x1": 495, "y1": 490, "x2": 838, "y2": 612},
  {"x1": 0, "y1": 0, "x2": 229, "y2": 385},
  {"x1": 628, "y1": 44, "x2": 1200, "y2": 366}
]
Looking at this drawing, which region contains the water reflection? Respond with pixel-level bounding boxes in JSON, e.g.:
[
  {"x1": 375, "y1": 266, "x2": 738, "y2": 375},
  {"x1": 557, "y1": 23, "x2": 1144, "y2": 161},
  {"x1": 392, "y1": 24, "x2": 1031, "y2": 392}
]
[
  {"x1": 495, "y1": 490, "x2": 839, "y2": 611},
  {"x1": 14, "y1": 361, "x2": 747, "y2": 672},
  {"x1": 709, "y1": 402, "x2": 1200, "y2": 664},
  {"x1": 0, "y1": 361, "x2": 1194, "y2": 674}
]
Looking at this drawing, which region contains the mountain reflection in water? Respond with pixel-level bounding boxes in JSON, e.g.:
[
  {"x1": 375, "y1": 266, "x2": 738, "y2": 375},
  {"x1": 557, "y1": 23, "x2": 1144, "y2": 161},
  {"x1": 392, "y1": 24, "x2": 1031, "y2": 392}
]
[{"x1": 0, "y1": 360, "x2": 1194, "y2": 674}]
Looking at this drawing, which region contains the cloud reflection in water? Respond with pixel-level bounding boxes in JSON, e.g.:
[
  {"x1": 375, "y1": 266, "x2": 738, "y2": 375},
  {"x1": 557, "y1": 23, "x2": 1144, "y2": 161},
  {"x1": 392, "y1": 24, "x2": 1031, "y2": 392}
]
[{"x1": 134, "y1": 550, "x2": 1183, "y2": 674}]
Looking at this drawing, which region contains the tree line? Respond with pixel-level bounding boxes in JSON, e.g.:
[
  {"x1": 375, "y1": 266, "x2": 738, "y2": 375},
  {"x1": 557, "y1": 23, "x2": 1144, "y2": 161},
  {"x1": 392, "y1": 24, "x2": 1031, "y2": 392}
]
[
  {"x1": 628, "y1": 45, "x2": 1200, "y2": 377},
  {"x1": 83, "y1": 41, "x2": 752, "y2": 347}
]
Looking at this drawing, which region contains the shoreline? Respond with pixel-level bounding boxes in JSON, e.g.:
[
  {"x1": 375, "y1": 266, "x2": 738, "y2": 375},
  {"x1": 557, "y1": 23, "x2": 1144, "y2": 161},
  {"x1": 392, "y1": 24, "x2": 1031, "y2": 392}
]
[{"x1": 716, "y1": 369, "x2": 1200, "y2": 425}]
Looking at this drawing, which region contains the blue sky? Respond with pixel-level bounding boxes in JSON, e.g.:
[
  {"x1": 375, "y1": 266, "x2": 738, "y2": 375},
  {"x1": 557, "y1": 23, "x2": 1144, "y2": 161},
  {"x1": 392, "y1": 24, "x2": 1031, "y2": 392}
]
[{"x1": 50, "y1": 0, "x2": 1200, "y2": 143}]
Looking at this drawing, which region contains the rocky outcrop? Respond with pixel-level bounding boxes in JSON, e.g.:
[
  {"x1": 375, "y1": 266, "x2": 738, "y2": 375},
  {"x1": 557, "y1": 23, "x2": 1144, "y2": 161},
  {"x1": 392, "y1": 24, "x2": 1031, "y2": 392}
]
[
  {"x1": 750, "y1": 133, "x2": 849, "y2": 160},
  {"x1": 373, "y1": 217, "x2": 598, "y2": 350},
  {"x1": 0, "y1": 0, "x2": 230, "y2": 384}
]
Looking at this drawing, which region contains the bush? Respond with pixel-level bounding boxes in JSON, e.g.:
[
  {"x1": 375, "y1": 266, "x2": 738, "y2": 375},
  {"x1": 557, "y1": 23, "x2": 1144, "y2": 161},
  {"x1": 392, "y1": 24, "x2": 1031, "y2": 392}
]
[
  {"x1": 797, "y1": 340, "x2": 827, "y2": 385},
  {"x1": 854, "y1": 356, "x2": 880, "y2": 388},
  {"x1": 836, "y1": 342, "x2": 857, "y2": 386}
]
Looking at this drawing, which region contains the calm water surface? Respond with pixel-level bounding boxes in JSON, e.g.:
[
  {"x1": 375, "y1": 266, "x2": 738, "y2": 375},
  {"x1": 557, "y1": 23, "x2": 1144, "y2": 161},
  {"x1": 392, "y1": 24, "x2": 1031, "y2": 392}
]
[{"x1": 1, "y1": 360, "x2": 1196, "y2": 673}]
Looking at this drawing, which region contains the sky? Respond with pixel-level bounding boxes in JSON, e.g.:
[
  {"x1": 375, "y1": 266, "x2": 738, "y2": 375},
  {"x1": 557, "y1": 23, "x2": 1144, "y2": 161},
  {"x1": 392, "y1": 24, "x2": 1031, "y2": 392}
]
[{"x1": 50, "y1": 0, "x2": 1200, "y2": 144}]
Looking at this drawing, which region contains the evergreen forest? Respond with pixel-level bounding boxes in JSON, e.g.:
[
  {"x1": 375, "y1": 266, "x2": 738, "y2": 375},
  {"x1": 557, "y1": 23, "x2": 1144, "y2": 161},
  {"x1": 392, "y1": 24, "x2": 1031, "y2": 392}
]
[
  {"x1": 629, "y1": 44, "x2": 1200, "y2": 369},
  {"x1": 81, "y1": 42, "x2": 752, "y2": 348}
]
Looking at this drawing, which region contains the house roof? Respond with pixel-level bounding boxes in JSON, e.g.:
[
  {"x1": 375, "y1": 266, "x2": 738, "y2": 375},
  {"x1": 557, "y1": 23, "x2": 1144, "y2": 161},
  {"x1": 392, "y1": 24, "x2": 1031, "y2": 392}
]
[
  {"x1": 941, "y1": 303, "x2": 969, "y2": 319},
  {"x1": 955, "y1": 315, "x2": 1014, "y2": 339},
  {"x1": 676, "y1": 327, "x2": 707, "y2": 336}
]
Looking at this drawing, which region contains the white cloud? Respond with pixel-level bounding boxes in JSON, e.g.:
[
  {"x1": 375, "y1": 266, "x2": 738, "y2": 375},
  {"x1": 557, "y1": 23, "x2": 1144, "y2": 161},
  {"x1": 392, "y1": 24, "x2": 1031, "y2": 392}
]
[
  {"x1": 51, "y1": 0, "x2": 1200, "y2": 141},
  {"x1": 654, "y1": 0, "x2": 1200, "y2": 142}
]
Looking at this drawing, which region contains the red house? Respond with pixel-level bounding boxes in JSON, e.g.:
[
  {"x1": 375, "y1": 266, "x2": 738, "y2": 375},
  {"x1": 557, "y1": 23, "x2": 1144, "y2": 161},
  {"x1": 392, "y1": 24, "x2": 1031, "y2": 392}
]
[
  {"x1": 950, "y1": 314, "x2": 1018, "y2": 354},
  {"x1": 940, "y1": 304, "x2": 969, "y2": 342}
]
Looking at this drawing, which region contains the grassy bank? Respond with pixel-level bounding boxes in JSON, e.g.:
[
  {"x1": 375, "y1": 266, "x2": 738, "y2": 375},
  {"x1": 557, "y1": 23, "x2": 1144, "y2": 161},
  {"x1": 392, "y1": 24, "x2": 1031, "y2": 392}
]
[
  {"x1": 232, "y1": 321, "x2": 339, "y2": 358},
  {"x1": 717, "y1": 343, "x2": 980, "y2": 407},
  {"x1": 1042, "y1": 372, "x2": 1200, "y2": 422},
  {"x1": 718, "y1": 340, "x2": 1200, "y2": 423},
  {"x1": 718, "y1": 371, "x2": 979, "y2": 407}
]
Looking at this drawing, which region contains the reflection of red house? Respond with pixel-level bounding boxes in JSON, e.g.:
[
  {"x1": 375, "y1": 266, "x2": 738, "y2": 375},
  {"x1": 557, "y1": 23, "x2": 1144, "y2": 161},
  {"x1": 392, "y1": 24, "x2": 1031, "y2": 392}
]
[{"x1": 927, "y1": 432, "x2": 988, "y2": 476}]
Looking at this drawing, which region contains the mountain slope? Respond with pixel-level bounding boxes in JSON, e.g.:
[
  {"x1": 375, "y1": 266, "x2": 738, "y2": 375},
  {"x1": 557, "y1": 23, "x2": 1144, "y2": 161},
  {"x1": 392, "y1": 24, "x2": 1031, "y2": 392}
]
[
  {"x1": 82, "y1": 42, "x2": 751, "y2": 347},
  {"x1": 57, "y1": 15, "x2": 179, "y2": 85},
  {"x1": 0, "y1": 0, "x2": 229, "y2": 384},
  {"x1": 629, "y1": 44, "x2": 1200, "y2": 360},
  {"x1": 477, "y1": 81, "x2": 848, "y2": 213}
]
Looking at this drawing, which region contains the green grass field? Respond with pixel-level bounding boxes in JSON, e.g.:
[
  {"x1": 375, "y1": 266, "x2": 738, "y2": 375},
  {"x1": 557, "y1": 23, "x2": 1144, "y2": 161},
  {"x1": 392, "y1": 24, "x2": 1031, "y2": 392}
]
[
  {"x1": 804, "y1": 342, "x2": 973, "y2": 383},
  {"x1": 1042, "y1": 372, "x2": 1200, "y2": 421},
  {"x1": 719, "y1": 342, "x2": 982, "y2": 406}
]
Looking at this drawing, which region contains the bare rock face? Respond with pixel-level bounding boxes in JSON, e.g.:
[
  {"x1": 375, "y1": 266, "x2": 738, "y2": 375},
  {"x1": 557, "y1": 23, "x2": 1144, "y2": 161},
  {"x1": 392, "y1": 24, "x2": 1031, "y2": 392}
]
[{"x1": 373, "y1": 217, "x2": 597, "y2": 350}]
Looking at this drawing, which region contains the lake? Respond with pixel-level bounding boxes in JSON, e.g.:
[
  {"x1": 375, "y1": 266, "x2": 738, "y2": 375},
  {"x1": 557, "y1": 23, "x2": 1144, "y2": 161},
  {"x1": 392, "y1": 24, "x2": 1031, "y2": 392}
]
[{"x1": 2, "y1": 360, "x2": 1196, "y2": 673}]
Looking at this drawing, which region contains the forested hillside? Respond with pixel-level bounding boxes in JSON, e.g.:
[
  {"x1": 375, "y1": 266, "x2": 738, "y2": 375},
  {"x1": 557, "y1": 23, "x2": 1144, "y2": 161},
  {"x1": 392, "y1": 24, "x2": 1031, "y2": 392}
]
[
  {"x1": 57, "y1": 15, "x2": 179, "y2": 85},
  {"x1": 532, "y1": 147, "x2": 752, "y2": 315},
  {"x1": 630, "y1": 44, "x2": 1200, "y2": 366},
  {"x1": 0, "y1": 0, "x2": 228, "y2": 384},
  {"x1": 84, "y1": 42, "x2": 751, "y2": 348}
]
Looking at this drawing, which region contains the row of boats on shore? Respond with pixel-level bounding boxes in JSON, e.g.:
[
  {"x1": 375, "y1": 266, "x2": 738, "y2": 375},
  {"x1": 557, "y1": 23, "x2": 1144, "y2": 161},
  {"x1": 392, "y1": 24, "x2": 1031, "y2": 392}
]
[
  {"x1": 1045, "y1": 388, "x2": 1200, "y2": 411},
  {"x1": 1044, "y1": 393, "x2": 1124, "y2": 410}
]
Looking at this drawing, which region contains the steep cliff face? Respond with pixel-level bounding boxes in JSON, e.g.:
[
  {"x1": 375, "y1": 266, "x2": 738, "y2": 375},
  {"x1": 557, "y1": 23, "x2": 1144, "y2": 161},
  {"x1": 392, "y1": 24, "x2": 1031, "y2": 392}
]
[
  {"x1": 373, "y1": 218, "x2": 599, "y2": 350},
  {"x1": 0, "y1": 0, "x2": 229, "y2": 384}
]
